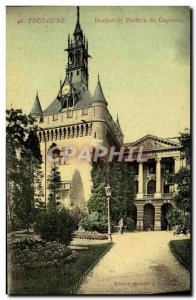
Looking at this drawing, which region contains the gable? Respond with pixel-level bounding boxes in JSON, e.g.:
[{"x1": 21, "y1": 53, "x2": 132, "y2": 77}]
[{"x1": 127, "y1": 135, "x2": 180, "y2": 151}]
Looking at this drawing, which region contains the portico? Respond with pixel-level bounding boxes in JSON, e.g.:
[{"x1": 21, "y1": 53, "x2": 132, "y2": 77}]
[{"x1": 124, "y1": 134, "x2": 185, "y2": 231}]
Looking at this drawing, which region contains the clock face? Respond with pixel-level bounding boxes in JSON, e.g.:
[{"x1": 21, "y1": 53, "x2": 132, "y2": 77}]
[{"x1": 62, "y1": 83, "x2": 70, "y2": 96}]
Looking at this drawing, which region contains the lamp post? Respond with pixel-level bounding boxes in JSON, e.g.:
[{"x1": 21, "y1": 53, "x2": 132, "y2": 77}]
[{"x1": 105, "y1": 184, "x2": 112, "y2": 242}]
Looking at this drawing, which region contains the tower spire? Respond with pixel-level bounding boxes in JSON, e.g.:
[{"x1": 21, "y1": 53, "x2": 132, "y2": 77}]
[
  {"x1": 74, "y1": 6, "x2": 82, "y2": 36},
  {"x1": 65, "y1": 6, "x2": 89, "y2": 88},
  {"x1": 77, "y1": 6, "x2": 80, "y2": 24}
]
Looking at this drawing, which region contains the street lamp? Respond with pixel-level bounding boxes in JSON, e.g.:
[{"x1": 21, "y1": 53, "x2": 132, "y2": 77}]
[{"x1": 105, "y1": 184, "x2": 112, "y2": 242}]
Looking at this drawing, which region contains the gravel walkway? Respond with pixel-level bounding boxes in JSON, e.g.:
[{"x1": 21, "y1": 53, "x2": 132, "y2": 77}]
[{"x1": 77, "y1": 231, "x2": 190, "y2": 295}]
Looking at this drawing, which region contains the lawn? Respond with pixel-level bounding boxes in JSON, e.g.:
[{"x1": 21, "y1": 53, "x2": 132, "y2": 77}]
[
  {"x1": 8, "y1": 243, "x2": 112, "y2": 295},
  {"x1": 170, "y1": 239, "x2": 191, "y2": 270}
]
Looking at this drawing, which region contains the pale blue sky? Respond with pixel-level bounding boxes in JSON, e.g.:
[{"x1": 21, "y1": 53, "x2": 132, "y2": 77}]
[{"x1": 6, "y1": 6, "x2": 190, "y2": 142}]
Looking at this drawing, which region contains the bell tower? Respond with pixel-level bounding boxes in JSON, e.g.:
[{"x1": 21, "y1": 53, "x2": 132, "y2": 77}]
[{"x1": 65, "y1": 7, "x2": 90, "y2": 88}]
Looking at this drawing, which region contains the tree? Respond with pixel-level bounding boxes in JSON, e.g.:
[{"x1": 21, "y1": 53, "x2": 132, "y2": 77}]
[
  {"x1": 35, "y1": 208, "x2": 75, "y2": 245},
  {"x1": 86, "y1": 161, "x2": 136, "y2": 231},
  {"x1": 6, "y1": 109, "x2": 43, "y2": 230},
  {"x1": 87, "y1": 162, "x2": 107, "y2": 217},
  {"x1": 109, "y1": 162, "x2": 135, "y2": 222},
  {"x1": 69, "y1": 170, "x2": 86, "y2": 210},
  {"x1": 179, "y1": 128, "x2": 190, "y2": 165},
  {"x1": 166, "y1": 129, "x2": 191, "y2": 229},
  {"x1": 47, "y1": 165, "x2": 62, "y2": 210}
]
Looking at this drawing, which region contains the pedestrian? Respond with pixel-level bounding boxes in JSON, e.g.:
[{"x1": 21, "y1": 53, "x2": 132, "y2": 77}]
[{"x1": 118, "y1": 217, "x2": 124, "y2": 234}]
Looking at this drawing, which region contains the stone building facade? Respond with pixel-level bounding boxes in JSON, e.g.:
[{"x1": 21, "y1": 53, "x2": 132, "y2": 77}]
[
  {"x1": 124, "y1": 135, "x2": 185, "y2": 231},
  {"x1": 30, "y1": 7, "x2": 185, "y2": 230},
  {"x1": 30, "y1": 7, "x2": 123, "y2": 209}
]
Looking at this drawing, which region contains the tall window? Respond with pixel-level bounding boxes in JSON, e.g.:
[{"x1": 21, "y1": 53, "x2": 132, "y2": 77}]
[
  {"x1": 147, "y1": 180, "x2": 156, "y2": 194},
  {"x1": 53, "y1": 114, "x2": 58, "y2": 121},
  {"x1": 148, "y1": 162, "x2": 156, "y2": 174},
  {"x1": 67, "y1": 110, "x2": 73, "y2": 118},
  {"x1": 59, "y1": 181, "x2": 71, "y2": 199}
]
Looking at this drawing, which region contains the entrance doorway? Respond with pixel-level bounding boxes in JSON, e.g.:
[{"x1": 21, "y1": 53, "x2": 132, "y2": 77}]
[
  {"x1": 161, "y1": 203, "x2": 172, "y2": 230},
  {"x1": 143, "y1": 203, "x2": 155, "y2": 230}
]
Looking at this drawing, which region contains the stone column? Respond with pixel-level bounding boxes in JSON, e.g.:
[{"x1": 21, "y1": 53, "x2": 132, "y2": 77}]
[
  {"x1": 137, "y1": 162, "x2": 143, "y2": 199},
  {"x1": 155, "y1": 158, "x2": 161, "y2": 198},
  {"x1": 154, "y1": 205, "x2": 161, "y2": 230},
  {"x1": 136, "y1": 204, "x2": 144, "y2": 230}
]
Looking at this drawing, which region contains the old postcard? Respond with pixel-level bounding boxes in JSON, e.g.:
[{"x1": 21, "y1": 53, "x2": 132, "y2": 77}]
[{"x1": 6, "y1": 6, "x2": 191, "y2": 295}]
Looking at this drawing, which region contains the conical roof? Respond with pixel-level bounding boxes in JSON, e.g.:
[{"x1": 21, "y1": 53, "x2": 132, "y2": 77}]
[
  {"x1": 92, "y1": 75, "x2": 108, "y2": 105},
  {"x1": 30, "y1": 92, "x2": 43, "y2": 115},
  {"x1": 116, "y1": 113, "x2": 123, "y2": 133}
]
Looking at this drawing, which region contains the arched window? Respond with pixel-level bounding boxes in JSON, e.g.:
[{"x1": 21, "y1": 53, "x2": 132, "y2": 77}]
[
  {"x1": 59, "y1": 128, "x2": 62, "y2": 140},
  {"x1": 67, "y1": 127, "x2": 70, "y2": 138},
  {"x1": 46, "y1": 131, "x2": 49, "y2": 142},
  {"x1": 86, "y1": 124, "x2": 89, "y2": 135},
  {"x1": 54, "y1": 129, "x2": 58, "y2": 140},
  {"x1": 72, "y1": 126, "x2": 75, "y2": 138}
]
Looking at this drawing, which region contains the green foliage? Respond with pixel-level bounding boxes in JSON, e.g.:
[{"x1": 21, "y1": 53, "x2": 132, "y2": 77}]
[
  {"x1": 173, "y1": 167, "x2": 191, "y2": 213},
  {"x1": 79, "y1": 211, "x2": 108, "y2": 233},
  {"x1": 6, "y1": 109, "x2": 43, "y2": 231},
  {"x1": 34, "y1": 208, "x2": 75, "y2": 245},
  {"x1": 74, "y1": 231, "x2": 108, "y2": 240},
  {"x1": 88, "y1": 162, "x2": 136, "y2": 227},
  {"x1": 69, "y1": 206, "x2": 87, "y2": 229},
  {"x1": 179, "y1": 128, "x2": 190, "y2": 164},
  {"x1": 166, "y1": 206, "x2": 183, "y2": 228},
  {"x1": 124, "y1": 216, "x2": 135, "y2": 231},
  {"x1": 47, "y1": 165, "x2": 62, "y2": 210},
  {"x1": 9, "y1": 239, "x2": 73, "y2": 269},
  {"x1": 9, "y1": 243, "x2": 110, "y2": 295},
  {"x1": 166, "y1": 206, "x2": 190, "y2": 230},
  {"x1": 109, "y1": 162, "x2": 135, "y2": 222},
  {"x1": 165, "y1": 129, "x2": 191, "y2": 230}
]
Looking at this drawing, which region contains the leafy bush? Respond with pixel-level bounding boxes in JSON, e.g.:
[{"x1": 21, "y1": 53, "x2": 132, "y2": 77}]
[
  {"x1": 74, "y1": 231, "x2": 108, "y2": 240},
  {"x1": 34, "y1": 208, "x2": 75, "y2": 245},
  {"x1": 9, "y1": 238, "x2": 77, "y2": 269},
  {"x1": 166, "y1": 207, "x2": 190, "y2": 232},
  {"x1": 79, "y1": 212, "x2": 108, "y2": 233},
  {"x1": 10, "y1": 238, "x2": 46, "y2": 254},
  {"x1": 124, "y1": 217, "x2": 135, "y2": 231}
]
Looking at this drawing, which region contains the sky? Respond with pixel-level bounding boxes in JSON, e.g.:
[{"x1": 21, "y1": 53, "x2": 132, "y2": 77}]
[{"x1": 6, "y1": 6, "x2": 190, "y2": 143}]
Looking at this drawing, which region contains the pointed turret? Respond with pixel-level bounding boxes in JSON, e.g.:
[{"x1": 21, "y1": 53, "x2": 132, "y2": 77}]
[
  {"x1": 116, "y1": 113, "x2": 122, "y2": 131},
  {"x1": 30, "y1": 91, "x2": 43, "y2": 116},
  {"x1": 92, "y1": 75, "x2": 108, "y2": 106},
  {"x1": 115, "y1": 113, "x2": 124, "y2": 141}
]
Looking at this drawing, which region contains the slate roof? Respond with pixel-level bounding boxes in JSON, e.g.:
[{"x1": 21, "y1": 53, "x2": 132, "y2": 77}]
[
  {"x1": 30, "y1": 93, "x2": 43, "y2": 115},
  {"x1": 43, "y1": 83, "x2": 93, "y2": 115},
  {"x1": 43, "y1": 98, "x2": 61, "y2": 116},
  {"x1": 92, "y1": 78, "x2": 108, "y2": 105}
]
